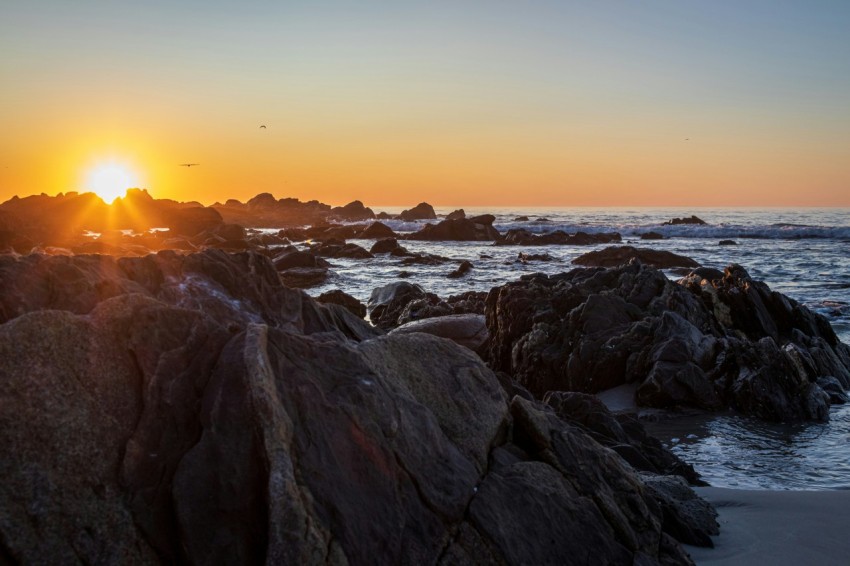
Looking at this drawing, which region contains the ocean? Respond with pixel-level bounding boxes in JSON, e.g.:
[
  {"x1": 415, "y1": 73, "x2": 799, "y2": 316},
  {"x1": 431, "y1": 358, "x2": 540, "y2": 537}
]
[{"x1": 303, "y1": 206, "x2": 850, "y2": 490}]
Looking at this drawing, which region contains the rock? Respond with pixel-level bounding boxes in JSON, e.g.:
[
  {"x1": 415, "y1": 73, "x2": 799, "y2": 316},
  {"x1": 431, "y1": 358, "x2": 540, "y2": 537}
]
[
  {"x1": 360, "y1": 221, "x2": 396, "y2": 239},
  {"x1": 212, "y1": 223, "x2": 247, "y2": 242},
  {"x1": 641, "y1": 232, "x2": 665, "y2": 240},
  {"x1": 399, "y1": 252, "x2": 452, "y2": 266},
  {"x1": 391, "y1": 314, "x2": 488, "y2": 352},
  {"x1": 817, "y1": 376, "x2": 848, "y2": 404},
  {"x1": 497, "y1": 229, "x2": 621, "y2": 246},
  {"x1": 399, "y1": 202, "x2": 437, "y2": 221},
  {"x1": 639, "y1": 474, "x2": 719, "y2": 547},
  {"x1": 514, "y1": 216, "x2": 529, "y2": 221},
  {"x1": 370, "y1": 238, "x2": 403, "y2": 254},
  {"x1": 446, "y1": 209, "x2": 466, "y2": 220},
  {"x1": 663, "y1": 215, "x2": 706, "y2": 226},
  {"x1": 518, "y1": 252, "x2": 556, "y2": 263},
  {"x1": 367, "y1": 281, "x2": 429, "y2": 329},
  {"x1": 407, "y1": 218, "x2": 500, "y2": 241},
  {"x1": 310, "y1": 241, "x2": 373, "y2": 259},
  {"x1": 572, "y1": 246, "x2": 700, "y2": 269},
  {"x1": 167, "y1": 207, "x2": 224, "y2": 237},
  {"x1": 272, "y1": 248, "x2": 330, "y2": 270},
  {"x1": 317, "y1": 289, "x2": 367, "y2": 319},
  {"x1": 304, "y1": 224, "x2": 362, "y2": 241},
  {"x1": 376, "y1": 211, "x2": 394, "y2": 220},
  {"x1": 484, "y1": 261, "x2": 850, "y2": 422},
  {"x1": 0, "y1": 250, "x2": 706, "y2": 564},
  {"x1": 447, "y1": 260, "x2": 473, "y2": 278},
  {"x1": 718, "y1": 240, "x2": 737, "y2": 246},
  {"x1": 330, "y1": 200, "x2": 375, "y2": 221},
  {"x1": 469, "y1": 213, "x2": 496, "y2": 226},
  {"x1": 278, "y1": 267, "x2": 329, "y2": 289}
]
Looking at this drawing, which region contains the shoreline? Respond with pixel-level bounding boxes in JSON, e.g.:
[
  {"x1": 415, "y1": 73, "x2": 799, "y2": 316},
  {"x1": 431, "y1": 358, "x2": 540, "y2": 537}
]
[{"x1": 685, "y1": 487, "x2": 850, "y2": 565}]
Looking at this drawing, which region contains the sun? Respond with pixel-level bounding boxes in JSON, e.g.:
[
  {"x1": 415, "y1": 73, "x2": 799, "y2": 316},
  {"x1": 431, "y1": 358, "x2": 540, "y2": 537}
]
[{"x1": 87, "y1": 163, "x2": 138, "y2": 203}]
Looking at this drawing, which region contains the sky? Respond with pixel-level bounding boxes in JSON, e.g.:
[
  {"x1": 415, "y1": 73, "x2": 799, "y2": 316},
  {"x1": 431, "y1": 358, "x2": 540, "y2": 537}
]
[{"x1": 1, "y1": 1, "x2": 849, "y2": 207}]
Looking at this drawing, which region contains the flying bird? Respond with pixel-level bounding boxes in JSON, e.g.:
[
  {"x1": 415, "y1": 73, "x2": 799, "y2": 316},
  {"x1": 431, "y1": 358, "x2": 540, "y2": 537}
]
[
  {"x1": 178, "y1": 163, "x2": 200, "y2": 167},
  {"x1": 259, "y1": 125, "x2": 267, "y2": 129}
]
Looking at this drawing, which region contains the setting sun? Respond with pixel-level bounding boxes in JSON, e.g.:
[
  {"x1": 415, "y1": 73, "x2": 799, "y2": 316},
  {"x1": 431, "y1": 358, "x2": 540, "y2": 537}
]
[{"x1": 87, "y1": 164, "x2": 137, "y2": 203}]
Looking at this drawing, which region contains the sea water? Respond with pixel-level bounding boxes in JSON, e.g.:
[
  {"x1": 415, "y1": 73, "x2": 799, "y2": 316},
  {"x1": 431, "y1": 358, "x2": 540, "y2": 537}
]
[{"x1": 303, "y1": 206, "x2": 850, "y2": 489}]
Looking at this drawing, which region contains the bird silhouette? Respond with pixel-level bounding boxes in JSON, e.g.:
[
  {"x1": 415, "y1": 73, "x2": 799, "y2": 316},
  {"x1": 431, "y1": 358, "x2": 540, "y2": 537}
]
[
  {"x1": 259, "y1": 125, "x2": 267, "y2": 129},
  {"x1": 178, "y1": 163, "x2": 200, "y2": 167}
]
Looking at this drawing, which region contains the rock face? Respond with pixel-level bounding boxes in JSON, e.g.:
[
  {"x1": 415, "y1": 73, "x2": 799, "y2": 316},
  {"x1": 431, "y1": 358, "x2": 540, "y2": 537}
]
[
  {"x1": 399, "y1": 202, "x2": 437, "y2": 221},
  {"x1": 485, "y1": 262, "x2": 850, "y2": 422},
  {"x1": 0, "y1": 249, "x2": 707, "y2": 564},
  {"x1": 408, "y1": 217, "x2": 500, "y2": 241},
  {"x1": 573, "y1": 246, "x2": 700, "y2": 269}
]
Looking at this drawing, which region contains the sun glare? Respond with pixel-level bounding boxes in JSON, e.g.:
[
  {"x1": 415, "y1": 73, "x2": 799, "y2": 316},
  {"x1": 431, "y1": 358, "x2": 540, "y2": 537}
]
[{"x1": 87, "y1": 164, "x2": 137, "y2": 203}]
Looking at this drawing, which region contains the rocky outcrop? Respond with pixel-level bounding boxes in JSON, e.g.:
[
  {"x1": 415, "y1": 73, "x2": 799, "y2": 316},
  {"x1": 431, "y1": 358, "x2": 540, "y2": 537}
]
[
  {"x1": 663, "y1": 215, "x2": 706, "y2": 226},
  {"x1": 360, "y1": 221, "x2": 396, "y2": 239},
  {"x1": 448, "y1": 260, "x2": 473, "y2": 278},
  {"x1": 399, "y1": 202, "x2": 437, "y2": 221},
  {"x1": 330, "y1": 200, "x2": 375, "y2": 221},
  {"x1": 485, "y1": 262, "x2": 850, "y2": 422},
  {"x1": 317, "y1": 289, "x2": 368, "y2": 319},
  {"x1": 573, "y1": 246, "x2": 700, "y2": 269},
  {"x1": 370, "y1": 237, "x2": 404, "y2": 254},
  {"x1": 407, "y1": 217, "x2": 500, "y2": 241},
  {"x1": 496, "y1": 229, "x2": 621, "y2": 246},
  {"x1": 0, "y1": 249, "x2": 708, "y2": 564},
  {"x1": 446, "y1": 209, "x2": 465, "y2": 220}
]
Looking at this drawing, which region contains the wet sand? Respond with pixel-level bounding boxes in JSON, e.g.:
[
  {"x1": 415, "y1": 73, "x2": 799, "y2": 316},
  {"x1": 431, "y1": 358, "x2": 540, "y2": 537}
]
[{"x1": 685, "y1": 487, "x2": 850, "y2": 565}]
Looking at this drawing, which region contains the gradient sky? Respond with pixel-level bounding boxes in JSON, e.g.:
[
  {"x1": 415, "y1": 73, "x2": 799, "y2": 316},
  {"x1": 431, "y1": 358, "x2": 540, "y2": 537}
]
[{"x1": 2, "y1": 1, "x2": 849, "y2": 206}]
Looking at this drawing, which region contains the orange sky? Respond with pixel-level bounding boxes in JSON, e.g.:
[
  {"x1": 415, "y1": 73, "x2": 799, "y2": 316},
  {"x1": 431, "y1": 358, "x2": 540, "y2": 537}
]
[{"x1": 2, "y1": 2, "x2": 849, "y2": 207}]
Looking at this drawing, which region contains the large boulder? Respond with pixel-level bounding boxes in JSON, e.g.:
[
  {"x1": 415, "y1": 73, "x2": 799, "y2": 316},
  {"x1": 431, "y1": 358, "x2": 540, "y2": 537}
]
[
  {"x1": 390, "y1": 313, "x2": 488, "y2": 352},
  {"x1": 573, "y1": 246, "x2": 700, "y2": 269},
  {"x1": 399, "y1": 202, "x2": 437, "y2": 221},
  {"x1": 0, "y1": 251, "x2": 709, "y2": 563},
  {"x1": 408, "y1": 218, "x2": 500, "y2": 241},
  {"x1": 360, "y1": 221, "x2": 396, "y2": 239},
  {"x1": 166, "y1": 207, "x2": 224, "y2": 237},
  {"x1": 330, "y1": 200, "x2": 375, "y2": 221},
  {"x1": 485, "y1": 262, "x2": 850, "y2": 422}
]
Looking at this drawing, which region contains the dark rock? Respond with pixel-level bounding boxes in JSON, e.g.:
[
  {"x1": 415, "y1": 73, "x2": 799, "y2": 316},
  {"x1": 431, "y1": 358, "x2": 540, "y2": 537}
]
[
  {"x1": 278, "y1": 228, "x2": 308, "y2": 242},
  {"x1": 212, "y1": 223, "x2": 247, "y2": 242},
  {"x1": 330, "y1": 200, "x2": 375, "y2": 221},
  {"x1": 484, "y1": 261, "x2": 850, "y2": 422},
  {"x1": 407, "y1": 218, "x2": 500, "y2": 241},
  {"x1": 399, "y1": 252, "x2": 452, "y2": 266},
  {"x1": 278, "y1": 267, "x2": 329, "y2": 288},
  {"x1": 718, "y1": 240, "x2": 737, "y2": 246},
  {"x1": 399, "y1": 202, "x2": 437, "y2": 221},
  {"x1": 447, "y1": 260, "x2": 473, "y2": 279},
  {"x1": 370, "y1": 238, "x2": 402, "y2": 254},
  {"x1": 817, "y1": 376, "x2": 849, "y2": 404},
  {"x1": 391, "y1": 314, "x2": 488, "y2": 352},
  {"x1": 514, "y1": 216, "x2": 530, "y2": 221},
  {"x1": 663, "y1": 215, "x2": 706, "y2": 226},
  {"x1": 641, "y1": 232, "x2": 665, "y2": 240},
  {"x1": 272, "y1": 249, "x2": 330, "y2": 270},
  {"x1": 497, "y1": 228, "x2": 621, "y2": 246},
  {"x1": 304, "y1": 224, "x2": 362, "y2": 241},
  {"x1": 311, "y1": 241, "x2": 373, "y2": 259},
  {"x1": 0, "y1": 250, "x2": 706, "y2": 564},
  {"x1": 446, "y1": 209, "x2": 466, "y2": 220},
  {"x1": 469, "y1": 214, "x2": 496, "y2": 226},
  {"x1": 360, "y1": 221, "x2": 396, "y2": 239},
  {"x1": 167, "y1": 207, "x2": 224, "y2": 237},
  {"x1": 376, "y1": 211, "x2": 395, "y2": 220},
  {"x1": 367, "y1": 281, "x2": 429, "y2": 329},
  {"x1": 518, "y1": 252, "x2": 556, "y2": 263},
  {"x1": 639, "y1": 474, "x2": 719, "y2": 547},
  {"x1": 317, "y1": 290, "x2": 367, "y2": 319},
  {"x1": 573, "y1": 246, "x2": 700, "y2": 269}
]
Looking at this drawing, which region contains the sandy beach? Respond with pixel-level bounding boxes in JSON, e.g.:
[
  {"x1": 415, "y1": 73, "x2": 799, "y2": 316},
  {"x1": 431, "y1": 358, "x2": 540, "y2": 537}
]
[{"x1": 685, "y1": 487, "x2": 850, "y2": 565}]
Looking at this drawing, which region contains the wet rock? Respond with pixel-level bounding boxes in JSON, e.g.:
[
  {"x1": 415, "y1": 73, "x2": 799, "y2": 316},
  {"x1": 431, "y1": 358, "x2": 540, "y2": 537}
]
[
  {"x1": 497, "y1": 229, "x2": 621, "y2": 246},
  {"x1": 391, "y1": 313, "x2": 488, "y2": 352},
  {"x1": 517, "y1": 252, "x2": 556, "y2": 263},
  {"x1": 370, "y1": 237, "x2": 403, "y2": 254},
  {"x1": 484, "y1": 261, "x2": 850, "y2": 422},
  {"x1": 367, "y1": 281, "x2": 429, "y2": 329},
  {"x1": 573, "y1": 246, "x2": 700, "y2": 269},
  {"x1": 663, "y1": 215, "x2": 706, "y2": 226},
  {"x1": 399, "y1": 252, "x2": 452, "y2": 266},
  {"x1": 272, "y1": 248, "x2": 330, "y2": 270},
  {"x1": 407, "y1": 218, "x2": 500, "y2": 241},
  {"x1": 718, "y1": 240, "x2": 737, "y2": 246},
  {"x1": 447, "y1": 260, "x2": 473, "y2": 278},
  {"x1": 399, "y1": 202, "x2": 437, "y2": 221},
  {"x1": 317, "y1": 289, "x2": 367, "y2": 319},
  {"x1": 330, "y1": 200, "x2": 375, "y2": 221},
  {"x1": 641, "y1": 232, "x2": 665, "y2": 240},
  {"x1": 360, "y1": 221, "x2": 396, "y2": 239},
  {"x1": 310, "y1": 241, "x2": 373, "y2": 259},
  {"x1": 304, "y1": 223, "x2": 362, "y2": 241},
  {"x1": 514, "y1": 215, "x2": 530, "y2": 221},
  {"x1": 817, "y1": 376, "x2": 848, "y2": 404}
]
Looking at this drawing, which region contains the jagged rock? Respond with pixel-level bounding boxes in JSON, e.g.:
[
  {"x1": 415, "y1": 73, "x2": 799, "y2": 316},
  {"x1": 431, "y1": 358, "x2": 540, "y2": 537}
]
[
  {"x1": 663, "y1": 215, "x2": 706, "y2": 226},
  {"x1": 317, "y1": 289, "x2": 367, "y2": 319},
  {"x1": 0, "y1": 249, "x2": 704, "y2": 564},
  {"x1": 360, "y1": 221, "x2": 396, "y2": 239},
  {"x1": 330, "y1": 200, "x2": 375, "y2": 221},
  {"x1": 448, "y1": 260, "x2": 473, "y2": 278},
  {"x1": 484, "y1": 262, "x2": 850, "y2": 422},
  {"x1": 446, "y1": 209, "x2": 465, "y2": 220},
  {"x1": 390, "y1": 313, "x2": 488, "y2": 352},
  {"x1": 399, "y1": 202, "x2": 437, "y2": 221},
  {"x1": 407, "y1": 218, "x2": 500, "y2": 241},
  {"x1": 573, "y1": 246, "x2": 700, "y2": 269},
  {"x1": 496, "y1": 229, "x2": 621, "y2": 246}
]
